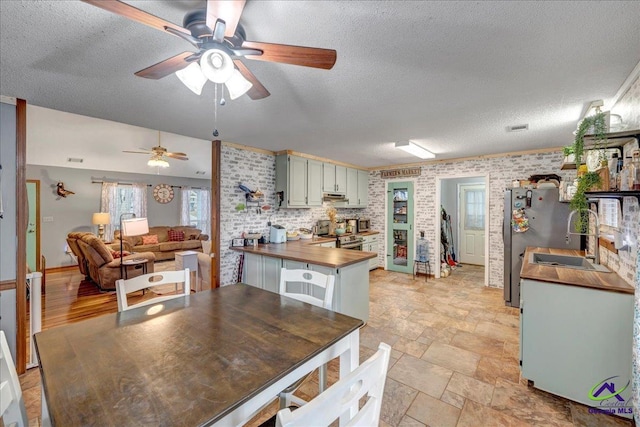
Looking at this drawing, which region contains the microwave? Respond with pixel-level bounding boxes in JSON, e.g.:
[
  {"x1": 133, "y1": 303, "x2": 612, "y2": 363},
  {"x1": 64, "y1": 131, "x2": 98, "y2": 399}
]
[{"x1": 357, "y1": 218, "x2": 370, "y2": 233}]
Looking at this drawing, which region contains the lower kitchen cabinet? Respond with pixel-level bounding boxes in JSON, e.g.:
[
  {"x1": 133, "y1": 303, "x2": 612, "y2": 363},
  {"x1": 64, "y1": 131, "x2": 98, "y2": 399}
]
[
  {"x1": 520, "y1": 279, "x2": 633, "y2": 417},
  {"x1": 243, "y1": 253, "x2": 370, "y2": 322},
  {"x1": 361, "y1": 235, "x2": 379, "y2": 270}
]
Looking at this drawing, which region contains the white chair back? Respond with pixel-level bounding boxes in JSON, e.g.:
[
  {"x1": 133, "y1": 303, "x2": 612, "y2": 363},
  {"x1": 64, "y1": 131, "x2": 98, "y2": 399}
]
[
  {"x1": 279, "y1": 268, "x2": 335, "y2": 309},
  {"x1": 115, "y1": 269, "x2": 191, "y2": 312},
  {"x1": 276, "y1": 342, "x2": 391, "y2": 427},
  {"x1": 0, "y1": 331, "x2": 28, "y2": 427}
]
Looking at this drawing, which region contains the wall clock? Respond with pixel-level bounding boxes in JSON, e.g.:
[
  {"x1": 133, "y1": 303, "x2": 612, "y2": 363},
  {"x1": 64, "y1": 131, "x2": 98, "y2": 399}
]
[{"x1": 153, "y1": 184, "x2": 174, "y2": 204}]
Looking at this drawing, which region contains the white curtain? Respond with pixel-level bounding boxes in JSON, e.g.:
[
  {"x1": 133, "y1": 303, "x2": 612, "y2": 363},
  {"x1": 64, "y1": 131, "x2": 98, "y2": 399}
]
[
  {"x1": 100, "y1": 182, "x2": 118, "y2": 240},
  {"x1": 100, "y1": 182, "x2": 147, "y2": 239},
  {"x1": 180, "y1": 186, "x2": 191, "y2": 226},
  {"x1": 180, "y1": 186, "x2": 211, "y2": 236}
]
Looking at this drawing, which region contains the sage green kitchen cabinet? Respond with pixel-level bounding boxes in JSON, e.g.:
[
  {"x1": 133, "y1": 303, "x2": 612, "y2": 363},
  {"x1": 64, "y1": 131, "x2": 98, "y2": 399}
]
[
  {"x1": 361, "y1": 234, "x2": 379, "y2": 270},
  {"x1": 242, "y1": 253, "x2": 282, "y2": 294},
  {"x1": 357, "y1": 169, "x2": 369, "y2": 207},
  {"x1": 387, "y1": 181, "x2": 414, "y2": 273},
  {"x1": 323, "y1": 163, "x2": 347, "y2": 194},
  {"x1": 346, "y1": 167, "x2": 358, "y2": 206},
  {"x1": 520, "y1": 278, "x2": 633, "y2": 418},
  {"x1": 275, "y1": 154, "x2": 323, "y2": 208}
]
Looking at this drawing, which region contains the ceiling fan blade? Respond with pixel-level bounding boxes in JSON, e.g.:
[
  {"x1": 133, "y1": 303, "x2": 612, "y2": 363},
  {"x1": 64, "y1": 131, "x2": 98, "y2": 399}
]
[
  {"x1": 81, "y1": 0, "x2": 191, "y2": 37},
  {"x1": 242, "y1": 41, "x2": 337, "y2": 70},
  {"x1": 166, "y1": 152, "x2": 188, "y2": 157},
  {"x1": 134, "y1": 52, "x2": 194, "y2": 79},
  {"x1": 166, "y1": 154, "x2": 189, "y2": 160},
  {"x1": 123, "y1": 150, "x2": 152, "y2": 154},
  {"x1": 206, "y1": 0, "x2": 246, "y2": 37},
  {"x1": 233, "y1": 60, "x2": 270, "y2": 100}
]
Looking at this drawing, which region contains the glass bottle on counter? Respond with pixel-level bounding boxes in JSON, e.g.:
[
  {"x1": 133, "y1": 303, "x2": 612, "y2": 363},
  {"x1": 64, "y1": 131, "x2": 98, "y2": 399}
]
[
  {"x1": 609, "y1": 153, "x2": 620, "y2": 191},
  {"x1": 619, "y1": 158, "x2": 631, "y2": 191},
  {"x1": 631, "y1": 150, "x2": 640, "y2": 190}
]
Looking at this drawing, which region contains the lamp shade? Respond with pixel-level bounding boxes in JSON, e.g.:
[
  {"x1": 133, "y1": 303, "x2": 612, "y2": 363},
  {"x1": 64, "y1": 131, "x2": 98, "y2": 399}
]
[
  {"x1": 200, "y1": 49, "x2": 234, "y2": 84},
  {"x1": 148, "y1": 157, "x2": 170, "y2": 168},
  {"x1": 175, "y1": 62, "x2": 207, "y2": 95},
  {"x1": 121, "y1": 217, "x2": 149, "y2": 237},
  {"x1": 395, "y1": 141, "x2": 435, "y2": 159},
  {"x1": 92, "y1": 212, "x2": 111, "y2": 225},
  {"x1": 225, "y1": 69, "x2": 253, "y2": 100}
]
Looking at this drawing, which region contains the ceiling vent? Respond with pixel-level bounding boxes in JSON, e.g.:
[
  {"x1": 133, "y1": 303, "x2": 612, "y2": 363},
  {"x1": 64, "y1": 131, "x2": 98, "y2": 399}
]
[
  {"x1": 67, "y1": 157, "x2": 84, "y2": 163},
  {"x1": 507, "y1": 124, "x2": 529, "y2": 132}
]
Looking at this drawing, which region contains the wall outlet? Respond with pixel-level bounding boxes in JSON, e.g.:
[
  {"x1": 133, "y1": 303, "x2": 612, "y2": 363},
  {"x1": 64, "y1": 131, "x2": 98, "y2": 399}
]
[{"x1": 43, "y1": 216, "x2": 54, "y2": 222}]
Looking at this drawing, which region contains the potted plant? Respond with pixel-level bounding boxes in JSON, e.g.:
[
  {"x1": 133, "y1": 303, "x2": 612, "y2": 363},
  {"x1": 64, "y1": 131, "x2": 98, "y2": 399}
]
[{"x1": 566, "y1": 111, "x2": 608, "y2": 231}]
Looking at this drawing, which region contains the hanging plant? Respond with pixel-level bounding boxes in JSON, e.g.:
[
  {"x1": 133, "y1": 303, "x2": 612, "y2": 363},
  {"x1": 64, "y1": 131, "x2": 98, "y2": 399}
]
[{"x1": 565, "y1": 111, "x2": 607, "y2": 232}]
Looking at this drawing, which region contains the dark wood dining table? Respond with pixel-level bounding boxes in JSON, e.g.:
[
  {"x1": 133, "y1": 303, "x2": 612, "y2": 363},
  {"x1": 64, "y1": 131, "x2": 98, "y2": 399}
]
[{"x1": 34, "y1": 283, "x2": 363, "y2": 426}]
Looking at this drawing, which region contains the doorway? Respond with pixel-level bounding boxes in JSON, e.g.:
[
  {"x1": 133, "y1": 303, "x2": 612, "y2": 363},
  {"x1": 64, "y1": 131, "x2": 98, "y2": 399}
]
[
  {"x1": 26, "y1": 180, "x2": 41, "y2": 272},
  {"x1": 435, "y1": 175, "x2": 489, "y2": 284},
  {"x1": 386, "y1": 181, "x2": 414, "y2": 273}
]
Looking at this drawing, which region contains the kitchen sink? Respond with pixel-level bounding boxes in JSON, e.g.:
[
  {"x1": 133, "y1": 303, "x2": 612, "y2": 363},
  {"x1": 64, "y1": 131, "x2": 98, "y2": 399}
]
[{"x1": 529, "y1": 253, "x2": 610, "y2": 273}]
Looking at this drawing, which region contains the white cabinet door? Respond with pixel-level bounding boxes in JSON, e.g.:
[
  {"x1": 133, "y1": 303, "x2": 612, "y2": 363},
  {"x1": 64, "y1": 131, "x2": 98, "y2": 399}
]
[
  {"x1": 288, "y1": 156, "x2": 308, "y2": 207},
  {"x1": 307, "y1": 159, "x2": 323, "y2": 206},
  {"x1": 357, "y1": 169, "x2": 369, "y2": 207},
  {"x1": 262, "y1": 256, "x2": 282, "y2": 293},
  {"x1": 243, "y1": 253, "x2": 262, "y2": 288},
  {"x1": 368, "y1": 242, "x2": 379, "y2": 270},
  {"x1": 335, "y1": 165, "x2": 347, "y2": 193},
  {"x1": 322, "y1": 162, "x2": 335, "y2": 192},
  {"x1": 346, "y1": 167, "x2": 358, "y2": 207}
]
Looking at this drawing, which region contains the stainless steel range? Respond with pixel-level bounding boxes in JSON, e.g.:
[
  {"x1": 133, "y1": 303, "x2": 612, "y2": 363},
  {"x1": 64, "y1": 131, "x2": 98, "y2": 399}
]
[{"x1": 337, "y1": 234, "x2": 364, "y2": 250}]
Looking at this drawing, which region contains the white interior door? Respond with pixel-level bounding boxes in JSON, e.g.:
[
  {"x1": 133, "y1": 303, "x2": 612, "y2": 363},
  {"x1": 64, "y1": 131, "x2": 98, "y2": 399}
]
[{"x1": 459, "y1": 184, "x2": 485, "y2": 265}]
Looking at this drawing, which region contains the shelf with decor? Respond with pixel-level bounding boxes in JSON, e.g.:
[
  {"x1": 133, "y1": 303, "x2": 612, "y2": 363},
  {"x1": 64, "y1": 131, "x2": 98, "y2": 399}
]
[{"x1": 585, "y1": 191, "x2": 640, "y2": 205}]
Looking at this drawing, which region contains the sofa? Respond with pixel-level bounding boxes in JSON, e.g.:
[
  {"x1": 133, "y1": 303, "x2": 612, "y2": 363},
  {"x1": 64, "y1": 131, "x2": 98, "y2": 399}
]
[
  {"x1": 114, "y1": 226, "x2": 209, "y2": 262},
  {"x1": 68, "y1": 232, "x2": 156, "y2": 291}
]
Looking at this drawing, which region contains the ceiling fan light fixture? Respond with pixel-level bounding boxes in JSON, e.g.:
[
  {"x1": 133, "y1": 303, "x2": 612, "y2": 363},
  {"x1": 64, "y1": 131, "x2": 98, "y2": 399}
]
[
  {"x1": 225, "y1": 69, "x2": 253, "y2": 100},
  {"x1": 147, "y1": 157, "x2": 170, "y2": 168},
  {"x1": 395, "y1": 141, "x2": 435, "y2": 159},
  {"x1": 200, "y1": 49, "x2": 234, "y2": 84},
  {"x1": 175, "y1": 62, "x2": 207, "y2": 95}
]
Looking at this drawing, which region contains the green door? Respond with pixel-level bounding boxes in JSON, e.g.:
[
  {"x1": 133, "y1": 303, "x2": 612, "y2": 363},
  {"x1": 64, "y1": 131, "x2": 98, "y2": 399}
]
[{"x1": 387, "y1": 181, "x2": 414, "y2": 273}]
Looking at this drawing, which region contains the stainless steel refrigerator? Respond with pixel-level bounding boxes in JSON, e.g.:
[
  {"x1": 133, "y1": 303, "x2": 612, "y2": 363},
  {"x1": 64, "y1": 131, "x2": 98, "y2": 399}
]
[{"x1": 503, "y1": 187, "x2": 580, "y2": 307}]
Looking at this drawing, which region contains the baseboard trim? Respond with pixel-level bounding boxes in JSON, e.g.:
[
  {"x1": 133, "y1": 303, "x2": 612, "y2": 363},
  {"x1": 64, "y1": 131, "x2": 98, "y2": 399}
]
[{"x1": 45, "y1": 265, "x2": 78, "y2": 274}]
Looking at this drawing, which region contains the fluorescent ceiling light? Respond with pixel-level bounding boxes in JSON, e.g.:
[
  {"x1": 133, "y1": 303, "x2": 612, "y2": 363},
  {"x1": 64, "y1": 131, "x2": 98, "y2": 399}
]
[
  {"x1": 175, "y1": 62, "x2": 207, "y2": 95},
  {"x1": 395, "y1": 141, "x2": 435, "y2": 159},
  {"x1": 225, "y1": 69, "x2": 253, "y2": 100},
  {"x1": 148, "y1": 157, "x2": 170, "y2": 168}
]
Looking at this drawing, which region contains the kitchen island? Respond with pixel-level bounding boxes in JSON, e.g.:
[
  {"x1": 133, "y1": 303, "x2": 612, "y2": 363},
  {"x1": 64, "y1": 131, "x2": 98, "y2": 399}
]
[
  {"x1": 231, "y1": 240, "x2": 376, "y2": 322},
  {"x1": 519, "y1": 247, "x2": 634, "y2": 418}
]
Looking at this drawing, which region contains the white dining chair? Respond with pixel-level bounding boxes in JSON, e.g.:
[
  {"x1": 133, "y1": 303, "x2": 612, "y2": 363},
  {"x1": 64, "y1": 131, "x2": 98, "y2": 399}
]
[
  {"x1": 276, "y1": 342, "x2": 391, "y2": 427},
  {"x1": 1, "y1": 330, "x2": 28, "y2": 427},
  {"x1": 115, "y1": 269, "x2": 191, "y2": 312},
  {"x1": 278, "y1": 267, "x2": 335, "y2": 409}
]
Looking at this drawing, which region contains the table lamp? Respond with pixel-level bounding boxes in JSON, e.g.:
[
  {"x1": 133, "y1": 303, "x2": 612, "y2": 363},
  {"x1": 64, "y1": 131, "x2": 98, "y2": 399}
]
[
  {"x1": 119, "y1": 214, "x2": 149, "y2": 278},
  {"x1": 92, "y1": 212, "x2": 111, "y2": 241}
]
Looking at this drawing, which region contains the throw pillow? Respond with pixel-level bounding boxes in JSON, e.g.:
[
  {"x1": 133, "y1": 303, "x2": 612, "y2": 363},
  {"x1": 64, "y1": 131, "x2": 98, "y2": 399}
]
[
  {"x1": 168, "y1": 230, "x2": 185, "y2": 242},
  {"x1": 188, "y1": 233, "x2": 200, "y2": 240},
  {"x1": 110, "y1": 250, "x2": 131, "y2": 259},
  {"x1": 141, "y1": 234, "x2": 159, "y2": 245}
]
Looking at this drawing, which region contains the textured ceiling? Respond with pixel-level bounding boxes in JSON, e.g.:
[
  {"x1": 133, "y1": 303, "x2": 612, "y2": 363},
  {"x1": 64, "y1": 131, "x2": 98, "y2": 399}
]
[{"x1": 2, "y1": 1, "x2": 640, "y2": 171}]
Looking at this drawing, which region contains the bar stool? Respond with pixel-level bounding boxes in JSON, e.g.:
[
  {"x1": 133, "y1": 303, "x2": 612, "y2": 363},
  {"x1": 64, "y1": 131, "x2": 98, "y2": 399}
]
[{"x1": 413, "y1": 259, "x2": 431, "y2": 281}]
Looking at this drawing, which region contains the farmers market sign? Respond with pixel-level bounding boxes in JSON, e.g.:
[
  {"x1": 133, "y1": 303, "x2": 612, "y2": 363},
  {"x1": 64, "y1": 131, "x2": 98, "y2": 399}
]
[{"x1": 380, "y1": 167, "x2": 422, "y2": 179}]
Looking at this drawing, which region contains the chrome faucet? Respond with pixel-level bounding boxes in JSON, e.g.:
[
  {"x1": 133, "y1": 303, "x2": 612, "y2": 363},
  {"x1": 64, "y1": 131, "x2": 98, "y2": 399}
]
[{"x1": 566, "y1": 209, "x2": 600, "y2": 264}]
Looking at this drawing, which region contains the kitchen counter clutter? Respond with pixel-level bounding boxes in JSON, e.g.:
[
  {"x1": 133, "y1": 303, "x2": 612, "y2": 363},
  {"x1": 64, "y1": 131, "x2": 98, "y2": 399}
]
[
  {"x1": 520, "y1": 246, "x2": 633, "y2": 294},
  {"x1": 519, "y1": 246, "x2": 634, "y2": 419},
  {"x1": 231, "y1": 240, "x2": 376, "y2": 321}
]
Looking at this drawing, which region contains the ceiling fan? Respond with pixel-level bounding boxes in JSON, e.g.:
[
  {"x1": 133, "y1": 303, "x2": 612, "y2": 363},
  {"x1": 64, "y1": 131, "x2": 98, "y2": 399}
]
[
  {"x1": 123, "y1": 144, "x2": 188, "y2": 168},
  {"x1": 81, "y1": 0, "x2": 337, "y2": 100}
]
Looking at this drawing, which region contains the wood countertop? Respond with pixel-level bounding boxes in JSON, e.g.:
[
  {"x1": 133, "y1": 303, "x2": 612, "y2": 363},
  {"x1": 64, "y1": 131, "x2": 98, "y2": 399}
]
[
  {"x1": 231, "y1": 240, "x2": 376, "y2": 268},
  {"x1": 520, "y1": 247, "x2": 634, "y2": 294}
]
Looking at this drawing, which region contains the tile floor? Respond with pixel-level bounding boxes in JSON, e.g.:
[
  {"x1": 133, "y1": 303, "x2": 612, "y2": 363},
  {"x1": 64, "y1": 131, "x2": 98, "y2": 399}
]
[{"x1": 19, "y1": 265, "x2": 633, "y2": 426}]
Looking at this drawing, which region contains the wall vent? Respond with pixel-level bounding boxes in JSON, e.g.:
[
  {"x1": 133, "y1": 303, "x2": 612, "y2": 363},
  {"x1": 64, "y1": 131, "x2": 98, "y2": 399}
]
[
  {"x1": 507, "y1": 124, "x2": 529, "y2": 132},
  {"x1": 67, "y1": 157, "x2": 84, "y2": 163}
]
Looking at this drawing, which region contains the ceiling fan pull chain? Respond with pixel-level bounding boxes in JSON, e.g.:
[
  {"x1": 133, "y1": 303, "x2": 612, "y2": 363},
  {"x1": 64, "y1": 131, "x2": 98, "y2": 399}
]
[{"x1": 213, "y1": 83, "x2": 220, "y2": 137}]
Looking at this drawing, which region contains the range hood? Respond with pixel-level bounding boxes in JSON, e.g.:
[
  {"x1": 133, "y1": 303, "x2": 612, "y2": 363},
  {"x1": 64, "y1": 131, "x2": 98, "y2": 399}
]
[{"x1": 323, "y1": 193, "x2": 348, "y2": 202}]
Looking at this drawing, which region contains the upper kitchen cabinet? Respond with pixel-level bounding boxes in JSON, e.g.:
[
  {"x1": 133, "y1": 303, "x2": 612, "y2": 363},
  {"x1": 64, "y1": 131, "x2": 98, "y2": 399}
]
[
  {"x1": 345, "y1": 168, "x2": 369, "y2": 208},
  {"x1": 276, "y1": 154, "x2": 323, "y2": 208},
  {"x1": 323, "y1": 163, "x2": 347, "y2": 194}
]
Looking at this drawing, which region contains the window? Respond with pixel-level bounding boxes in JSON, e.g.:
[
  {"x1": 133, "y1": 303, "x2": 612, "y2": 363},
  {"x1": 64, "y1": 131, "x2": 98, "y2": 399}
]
[
  {"x1": 180, "y1": 187, "x2": 211, "y2": 236},
  {"x1": 101, "y1": 182, "x2": 147, "y2": 239},
  {"x1": 599, "y1": 199, "x2": 620, "y2": 231},
  {"x1": 464, "y1": 189, "x2": 485, "y2": 230}
]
